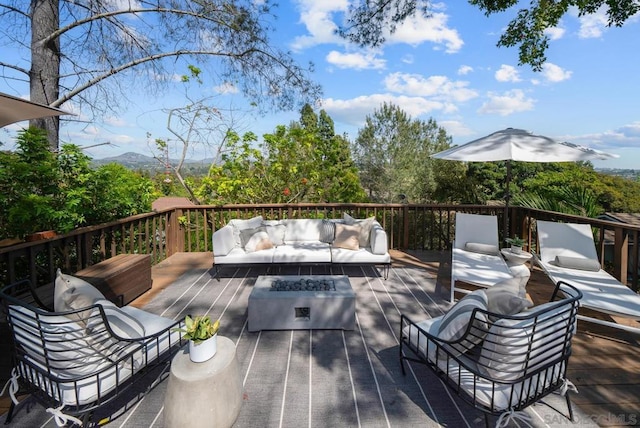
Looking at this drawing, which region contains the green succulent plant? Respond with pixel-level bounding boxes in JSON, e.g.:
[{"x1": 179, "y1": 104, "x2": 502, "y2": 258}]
[
  {"x1": 174, "y1": 315, "x2": 220, "y2": 344},
  {"x1": 505, "y1": 236, "x2": 525, "y2": 247}
]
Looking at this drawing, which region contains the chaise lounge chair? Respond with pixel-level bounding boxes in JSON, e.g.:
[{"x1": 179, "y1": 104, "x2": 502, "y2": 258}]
[
  {"x1": 450, "y1": 213, "x2": 514, "y2": 303},
  {"x1": 536, "y1": 220, "x2": 640, "y2": 334}
]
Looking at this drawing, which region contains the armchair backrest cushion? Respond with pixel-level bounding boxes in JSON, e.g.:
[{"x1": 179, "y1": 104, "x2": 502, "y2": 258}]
[{"x1": 478, "y1": 300, "x2": 574, "y2": 381}]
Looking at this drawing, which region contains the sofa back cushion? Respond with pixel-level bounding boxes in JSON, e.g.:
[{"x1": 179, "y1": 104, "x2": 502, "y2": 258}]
[{"x1": 282, "y1": 219, "x2": 323, "y2": 242}]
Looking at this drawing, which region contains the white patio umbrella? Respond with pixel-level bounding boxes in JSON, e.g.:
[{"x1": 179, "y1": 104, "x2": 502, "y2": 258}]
[
  {"x1": 0, "y1": 92, "x2": 71, "y2": 128},
  {"x1": 431, "y1": 127, "x2": 618, "y2": 239}
]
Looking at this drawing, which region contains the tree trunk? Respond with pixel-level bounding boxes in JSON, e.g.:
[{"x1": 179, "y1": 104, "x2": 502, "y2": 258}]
[{"x1": 30, "y1": 0, "x2": 61, "y2": 152}]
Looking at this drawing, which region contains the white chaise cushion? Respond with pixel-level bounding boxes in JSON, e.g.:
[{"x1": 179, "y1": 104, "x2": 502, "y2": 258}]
[{"x1": 464, "y1": 242, "x2": 499, "y2": 255}]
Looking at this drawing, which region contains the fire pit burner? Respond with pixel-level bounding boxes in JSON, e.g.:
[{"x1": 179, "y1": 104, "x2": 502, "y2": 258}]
[{"x1": 270, "y1": 279, "x2": 335, "y2": 292}]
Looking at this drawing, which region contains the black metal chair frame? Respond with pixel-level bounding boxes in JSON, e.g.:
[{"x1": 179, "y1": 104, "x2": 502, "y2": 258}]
[
  {"x1": 399, "y1": 281, "x2": 582, "y2": 426},
  {"x1": 0, "y1": 279, "x2": 186, "y2": 427}
]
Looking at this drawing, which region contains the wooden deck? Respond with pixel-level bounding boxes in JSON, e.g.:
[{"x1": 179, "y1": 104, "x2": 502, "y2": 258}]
[{"x1": 1, "y1": 250, "x2": 639, "y2": 427}]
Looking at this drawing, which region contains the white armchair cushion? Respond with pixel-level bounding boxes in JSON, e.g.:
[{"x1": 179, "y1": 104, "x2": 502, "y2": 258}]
[{"x1": 54, "y1": 269, "x2": 106, "y2": 325}]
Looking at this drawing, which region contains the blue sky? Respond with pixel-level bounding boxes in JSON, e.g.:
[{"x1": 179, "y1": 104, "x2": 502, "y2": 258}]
[{"x1": 1, "y1": 1, "x2": 639, "y2": 169}]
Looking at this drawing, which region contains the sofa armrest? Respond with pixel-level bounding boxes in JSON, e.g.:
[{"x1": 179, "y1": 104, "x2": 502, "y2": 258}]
[
  {"x1": 212, "y1": 225, "x2": 235, "y2": 257},
  {"x1": 370, "y1": 223, "x2": 388, "y2": 255}
]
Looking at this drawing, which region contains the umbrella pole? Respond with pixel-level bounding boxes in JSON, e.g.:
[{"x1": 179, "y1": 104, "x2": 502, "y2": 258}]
[{"x1": 503, "y1": 160, "x2": 512, "y2": 242}]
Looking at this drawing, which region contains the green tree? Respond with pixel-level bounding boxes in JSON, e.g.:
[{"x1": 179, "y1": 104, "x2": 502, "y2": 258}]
[
  {"x1": 0, "y1": 0, "x2": 321, "y2": 150},
  {"x1": 198, "y1": 106, "x2": 366, "y2": 204},
  {"x1": 353, "y1": 102, "x2": 452, "y2": 203},
  {"x1": 338, "y1": 0, "x2": 638, "y2": 70},
  {"x1": 0, "y1": 128, "x2": 156, "y2": 240}
]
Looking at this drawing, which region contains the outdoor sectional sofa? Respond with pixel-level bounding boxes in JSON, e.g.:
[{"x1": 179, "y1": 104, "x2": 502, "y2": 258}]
[{"x1": 212, "y1": 214, "x2": 391, "y2": 278}]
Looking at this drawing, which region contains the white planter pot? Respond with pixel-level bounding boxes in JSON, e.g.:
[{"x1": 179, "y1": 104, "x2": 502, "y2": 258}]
[
  {"x1": 511, "y1": 245, "x2": 523, "y2": 254},
  {"x1": 189, "y1": 334, "x2": 217, "y2": 363}
]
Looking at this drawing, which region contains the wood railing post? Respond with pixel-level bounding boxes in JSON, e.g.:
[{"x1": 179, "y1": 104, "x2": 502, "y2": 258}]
[
  {"x1": 166, "y1": 208, "x2": 185, "y2": 256},
  {"x1": 402, "y1": 204, "x2": 410, "y2": 250},
  {"x1": 614, "y1": 226, "x2": 629, "y2": 284}
]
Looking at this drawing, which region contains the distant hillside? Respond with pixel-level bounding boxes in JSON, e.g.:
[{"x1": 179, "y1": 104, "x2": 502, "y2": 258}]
[
  {"x1": 92, "y1": 152, "x2": 214, "y2": 174},
  {"x1": 596, "y1": 168, "x2": 640, "y2": 181}
]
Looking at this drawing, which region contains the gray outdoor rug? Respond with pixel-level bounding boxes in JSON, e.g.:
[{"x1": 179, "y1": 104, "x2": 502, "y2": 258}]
[{"x1": 1, "y1": 264, "x2": 598, "y2": 427}]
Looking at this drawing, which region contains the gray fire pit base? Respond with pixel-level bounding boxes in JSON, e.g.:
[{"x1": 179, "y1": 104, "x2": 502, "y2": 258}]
[{"x1": 248, "y1": 275, "x2": 355, "y2": 331}]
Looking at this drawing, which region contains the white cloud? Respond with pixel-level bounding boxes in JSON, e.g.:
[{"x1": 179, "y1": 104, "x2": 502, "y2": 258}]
[
  {"x1": 478, "y1": 89, "x2": 535, "y2": 116},
  {"x1": 322, "y1": 94, "x2": 444, "y2": 126},
  {"x1": 105, "y1": 116, "x2": 127, "y2": 127},
  {"x1": 387, "y1": 11, "x2": 463, "y2": 53},
  {"x1": 541, "y1": 63, "x2": 572, "y2": 82},
  {"x1": 326, "y1": 51, "x2": 386, "y2": 70},
  {"x1": 214, "y1": 82, "x2": 239, "y2": 94},
  {"x1": 544, "y1": 25, "x2": 565, "y2": 40},
  {"x1": 290, "y1": 0, "x2": 347, "y2": 51},
  {"x1": 566, "y1": 122, "x2": 640, "y2": 150},
  {"x1": 457, "y1": 65, "x2": 473, "y2": 75},
  {"x1": 495, "y1": 65, "x2": 521, "y2": 82},
  {"x1": 383, "y1": 72, "x2": 478, "y2": 104},
  {"x1": 576, "y1": 7, "x2": 608, "y2": 38},
  {"x1": 439, "y1": 120, "x2": 474, "y2": 137},
  {"x1": 401, "y1": 54, "x2": 414, "y2": 64}
]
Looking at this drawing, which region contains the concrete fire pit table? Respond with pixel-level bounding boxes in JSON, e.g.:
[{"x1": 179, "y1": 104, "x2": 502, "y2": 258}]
[{"x1": 248, "y1": 275, "x2": 355, "y2": 331}]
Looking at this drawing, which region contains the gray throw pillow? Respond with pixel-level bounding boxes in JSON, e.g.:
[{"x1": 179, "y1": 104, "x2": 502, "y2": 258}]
[
  {"x1": 464, "y1": 242, "x2": 499, "y2": 255},
  {"x1": 319, "y1": 220, "x2": 336, "y2": 243},
  {"x1": 553, "y1": 255, "x2": 600, "y2": 272}
]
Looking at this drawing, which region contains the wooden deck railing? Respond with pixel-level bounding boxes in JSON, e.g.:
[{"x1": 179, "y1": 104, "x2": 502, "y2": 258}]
[{"x1": 1, "y1": 204, "x2": 638, "y2": 292}]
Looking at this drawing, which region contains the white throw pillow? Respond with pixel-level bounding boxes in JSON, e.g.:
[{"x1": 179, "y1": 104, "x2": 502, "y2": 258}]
[
  {"x1": 245, "y1": 231, "x2": 273, "y2": 253},
  {"x1": 229, "y1": 216, "x2": 264, "y2": 248},
  {"x1": 344, "y1": 213, "x2": 376, "y2": 247},
  {"x1": 438, "y1": 290, "x2": 488, "y2": 343},
  {"x1": 485, "y1": 278, "x2": 532, "y2": 316},
  {"x1": 333, "y1": 223, "x2": 360, "y2": 250},
  {"x1": 262, "y1": 221, "x2": 286, "y2": 246},
  {"x1": 464, "y1": 242, "x2": 499, "y2": 255},
  {"x1": 54, "y1": 268, "x2": 106, "y2": 324},
  {"x1": 86, "y1": 299, "x2": 146, "y2": 339}
]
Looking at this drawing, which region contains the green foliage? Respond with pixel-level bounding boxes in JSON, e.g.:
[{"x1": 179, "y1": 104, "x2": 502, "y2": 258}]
[
  {"x1": 339, "y1": 0, "x2": 638, "y2": 70},
  {"x1": 174, "y1": 315, "x2": 220, "y2": 344},
  {"x1": 505, "y1": 236, "x2": 525, "y2": 247},
  {"x1": 197, "y1": 105, "x2": 366, "y2": 204},
  {"x1": 353, "y1": 102, "x2": 453, "y2": 203},
  {"x1": 0, "y1": 128, "x2": 156, "y2": 240}
]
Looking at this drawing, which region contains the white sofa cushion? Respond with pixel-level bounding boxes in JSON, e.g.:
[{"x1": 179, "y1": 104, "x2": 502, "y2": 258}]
[
  {"x1": 87, "y1": 299, "x2": 146, "y2": 339},
  {"x1": 438, "y1": 290, "x2": 488, "y2": 352},
  {"x1": 484, "y1": 278, "x2": 532, "y2": 316},
  {"x1": 282, "y1": 219, "x2": 323, "y2": 242},
  {"x1": 273, "y1": 242, "x2": 331, "y2": 263}
]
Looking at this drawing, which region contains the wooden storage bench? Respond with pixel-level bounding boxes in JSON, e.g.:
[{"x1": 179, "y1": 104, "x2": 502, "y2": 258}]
[{"x1": 75, "y1": 253, "x2": 151, "y2": 306}]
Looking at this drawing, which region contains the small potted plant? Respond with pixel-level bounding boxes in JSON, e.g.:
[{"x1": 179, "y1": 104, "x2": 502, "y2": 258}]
[
  {"x1": 505, "y1": 236, "x2": 526, "y2": 254},
  {"x1": 175, "y1": 315, "x2": 220, "y2": 363}
]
